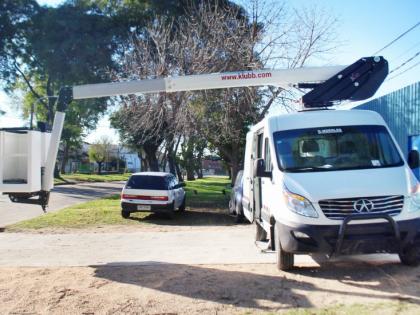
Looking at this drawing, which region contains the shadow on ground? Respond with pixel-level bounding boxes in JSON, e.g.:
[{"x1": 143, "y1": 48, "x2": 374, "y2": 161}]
[
  {"x1": 92, "y1": 261, "x2": 420, "y2": 311},
  {"x1": 128, "y1": 208, "x2": 240, "y2": 227}
]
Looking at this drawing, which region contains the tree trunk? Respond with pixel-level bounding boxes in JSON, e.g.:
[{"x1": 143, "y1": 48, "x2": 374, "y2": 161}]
[
  {"x1": 143, "y1": 144, "x2": 159, "y2": 171},
  {"x1": 175, "y1": 159, "x2": 183, "y2": 182},
  {"x1": 186, "y1": 167, "x2": 195, "y2": 181},
  {"x1": 60, "y1": 143, "x2": 69, "y2": 174},
  {"x1": 97, "y1": 162, "x2": 102, "y2": 175}
]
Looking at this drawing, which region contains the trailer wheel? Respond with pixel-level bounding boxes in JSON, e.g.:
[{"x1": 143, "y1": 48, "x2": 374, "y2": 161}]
[
  {"x1": 274, "y1": 222, "x2": 294, "y2": 271},
  {"x1": 399, "y1": 246, "x2": 420, "y2": 266},
  {"x1": 255, "y1": 221, "x2": 267, "y2": 241}
]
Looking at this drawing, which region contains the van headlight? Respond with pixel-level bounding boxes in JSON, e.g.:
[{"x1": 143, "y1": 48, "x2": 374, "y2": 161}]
[
  {"x1": 283, "y1": 188, "x2": 318, "y2": 218},
  {"x1": 409, "y1": 183, "x2": 420, "y2": 213}
]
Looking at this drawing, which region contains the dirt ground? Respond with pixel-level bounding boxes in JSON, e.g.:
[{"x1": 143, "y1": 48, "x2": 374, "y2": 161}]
[{"x1": 1, "y1": 260, "x2": 420, "y2": 314}]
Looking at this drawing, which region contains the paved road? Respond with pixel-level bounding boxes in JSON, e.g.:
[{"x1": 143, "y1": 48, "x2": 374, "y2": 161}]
[
  {"x1": 0, "y1": 182, "x2": 124, "y2": 227},
  {"x1": 0, "y1": 225, "x2": 399, "y2": 267}
]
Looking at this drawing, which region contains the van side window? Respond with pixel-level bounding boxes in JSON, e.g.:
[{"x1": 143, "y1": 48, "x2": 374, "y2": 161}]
[{"x1": 264, "y1": 138, "x2": 272, "y2": 171}]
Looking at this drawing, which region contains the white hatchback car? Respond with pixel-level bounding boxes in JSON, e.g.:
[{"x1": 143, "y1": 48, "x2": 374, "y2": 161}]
[{"x1": 121, "y1": 172, "x2": 186, "y2": 218}]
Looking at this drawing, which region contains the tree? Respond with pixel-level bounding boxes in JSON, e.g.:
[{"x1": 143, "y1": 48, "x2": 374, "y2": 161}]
[
  {"x1": 88, "y1": 137, "x2": 113, "y2": 174},
  {"x1": 0, "y1": 0, "x2": 39, "y2": 85},
  {"x1": 108, "y1": 1, "x2": 339, "y2": 184},
  {"x1": 177, "y1": 1, "x2": 338, "y2": 183}
]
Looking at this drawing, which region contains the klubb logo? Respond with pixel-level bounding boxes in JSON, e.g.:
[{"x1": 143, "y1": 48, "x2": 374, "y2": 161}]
[
  {"x1": 221, "y1": 72, "x2": 272, "y2": 81},
  {"x1": 238, "y1": 73, "x2": 257, "y2": 79}
]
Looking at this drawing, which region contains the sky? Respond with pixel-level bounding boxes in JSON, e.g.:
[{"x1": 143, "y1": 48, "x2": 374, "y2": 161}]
[{"x1": 1, "y1": 0, "x2": 419, "y2": 143}]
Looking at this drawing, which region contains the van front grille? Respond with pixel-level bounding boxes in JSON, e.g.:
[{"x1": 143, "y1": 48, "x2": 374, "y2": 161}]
[{"x1": 318, "y1": 195, "x2": 404, "y2": 220}]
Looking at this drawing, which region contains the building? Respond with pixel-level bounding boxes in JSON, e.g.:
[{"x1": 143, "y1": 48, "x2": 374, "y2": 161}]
[
  {"x1": 353, "y1": 81, "x2": 420, "y2": 179},
  {"x1": 59, "y1": 142, "x2": 141, "y2": 174}
]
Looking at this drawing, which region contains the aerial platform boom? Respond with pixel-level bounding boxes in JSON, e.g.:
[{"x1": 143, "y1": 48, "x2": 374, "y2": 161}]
[{"x1": 0, "y1": 56, "x2": 388, "y2": 209}]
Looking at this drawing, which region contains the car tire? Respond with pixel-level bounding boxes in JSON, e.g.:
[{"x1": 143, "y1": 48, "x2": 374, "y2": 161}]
[
  {"x1": 121, "y1": 210, "x2": 130, "y2": 219},
  {"x1": 255, "y1": 221, "x2": 267, "y2": 241},
  {"x1": 399, "y1": 245, "x2": 419, "y2": 266},
  {"x1": 274, "y1": 222, "x2": 294, "y2": 271},
  {"x1": 179, "y1": 196, "x2": 186, "y2": 212}
]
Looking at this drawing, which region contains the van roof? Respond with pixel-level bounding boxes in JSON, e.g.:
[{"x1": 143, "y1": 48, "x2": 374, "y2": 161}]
[
  {"x1": 251, "y1": 109, "x2": 385, "y2": 133},
  {"x1": 131, "y1": 172, "x2": 171, "y2": 177}
]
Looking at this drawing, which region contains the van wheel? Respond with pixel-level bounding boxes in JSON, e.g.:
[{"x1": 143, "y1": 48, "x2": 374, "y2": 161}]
[
  {"x1": 399, "y1": 246, "x2": 419, "y2": 266},
  {"x1": 234, "y1": 203, "x2": 244, "y2": 223},
  {"x1": 274, "y1": 222, "x2": 294, "y2": 271},
  {"x1": 179, "y1": 196, "x2": 186, "y2": 211},
  {"x1": 255, "y1": 222, "x2": 267, "y2": 241},
  {"x1": 121, "y1": 210, "x2": 130, "y2": 219}
]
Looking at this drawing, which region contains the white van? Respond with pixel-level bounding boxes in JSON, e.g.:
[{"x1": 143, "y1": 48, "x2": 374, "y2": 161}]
[{"x1": 242, "y1": 109, "x2": 420, "y2": 270}]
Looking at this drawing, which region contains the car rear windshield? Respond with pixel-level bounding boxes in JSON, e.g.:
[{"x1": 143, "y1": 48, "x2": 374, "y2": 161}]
[
  {"x1": 126, "y1": 175, "x2": 168, "y2": 190},
  {"x1": 274, "y1": 125, "x2": 404, "y2": 173}
]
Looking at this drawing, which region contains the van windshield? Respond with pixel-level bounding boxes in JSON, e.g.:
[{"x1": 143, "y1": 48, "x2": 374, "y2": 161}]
[
  {"x1": 273, "y1": 125, "x2": 404, "y2": 172},
  {"x1": 126, "y1": 175, "x2": 168, "y2": 190}
]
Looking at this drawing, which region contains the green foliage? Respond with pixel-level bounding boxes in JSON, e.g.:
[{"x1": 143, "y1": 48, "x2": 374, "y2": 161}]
[{"x1": 0, "y1": 0, "x2": 39, "y2": 85}]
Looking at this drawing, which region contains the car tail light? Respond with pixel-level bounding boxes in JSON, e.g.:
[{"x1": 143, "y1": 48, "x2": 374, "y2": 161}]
[{"x1": 122, "y1": 194, "x2": 168, "y2": 201}]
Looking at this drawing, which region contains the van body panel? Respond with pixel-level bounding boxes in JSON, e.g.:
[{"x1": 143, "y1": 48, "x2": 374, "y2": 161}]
[
  {"x1": 283, "y1": 166, "x2": 409, "y2": 202},
  {"x1": 244, "y1": 109, "x2": 420, "y2": 257}
]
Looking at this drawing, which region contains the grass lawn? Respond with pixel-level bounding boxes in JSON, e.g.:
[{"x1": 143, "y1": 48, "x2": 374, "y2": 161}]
[
  {"x1": 7, "y1": 176, "x2": 233, "y2": 231},
  {"x1": 54, "y1": 173, "x2": 132, "y2": 185}
]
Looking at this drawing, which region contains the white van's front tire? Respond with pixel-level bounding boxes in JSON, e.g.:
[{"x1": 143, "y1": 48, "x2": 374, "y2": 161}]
[
  {"x1": 274, "y1": 222, "x2": 294, "y2": 271},
  {"x1": 399, "y1": 246, "x2": 419, "y2": 266}
]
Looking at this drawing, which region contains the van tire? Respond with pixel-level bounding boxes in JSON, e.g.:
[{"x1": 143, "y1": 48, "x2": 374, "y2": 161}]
[
  {"x1": 274, "y1": 222, "x2": 294, "y2": 271},
  {"x1": 235, "y1": 203, "x2": 244, "y2": 223},
  {"x1": 179, "y1": 196, "x2": 186, "y2": 212},
  {"x1": 121, "y1": 210, "x2": 130, "y2": 219},
  {"x1": 255, "y1": 221, "x2": 267, "y2": 241},
  {"x1": 399, "y1": 246, "x2": 419, "y2": 266}
]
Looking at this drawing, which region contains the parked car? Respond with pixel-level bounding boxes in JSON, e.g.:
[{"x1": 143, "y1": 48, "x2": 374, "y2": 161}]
[
  {"x1": 229, "y1": 170, "x2": 245, "y2": 222},
  {"x1": 121, "y1": 172, "x2": 186, "y2": 218}
]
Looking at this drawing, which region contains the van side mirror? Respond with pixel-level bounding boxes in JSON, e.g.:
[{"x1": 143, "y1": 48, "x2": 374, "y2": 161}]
[
  {"x1": 253, "y1": 158, "x2": 272, "y2": 178},
  {"x1": 408, "y1": 150, "x2": 420, "y2": 169}
]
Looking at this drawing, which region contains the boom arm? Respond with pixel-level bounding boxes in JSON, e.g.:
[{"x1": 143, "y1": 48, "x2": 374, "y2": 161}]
[
  {"x1": 71, "y1": 65, "x2": 345, "y2": 100},
  {"x1": 5, "y1": 56, "x2": 388, "y2": 209}
]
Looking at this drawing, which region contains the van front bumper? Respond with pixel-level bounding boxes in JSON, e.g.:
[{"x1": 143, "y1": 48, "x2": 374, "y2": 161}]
[{"x1": 278, "y1": 216, "x2": 420, "y2": 255}]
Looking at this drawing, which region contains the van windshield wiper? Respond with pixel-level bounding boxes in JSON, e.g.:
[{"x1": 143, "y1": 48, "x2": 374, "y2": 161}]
[{"x1": 286, "y1": 165, "x2": 334, "y2": 172}]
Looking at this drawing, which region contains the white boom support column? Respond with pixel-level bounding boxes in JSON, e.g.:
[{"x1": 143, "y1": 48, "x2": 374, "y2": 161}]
[
  {"x1": 42, "y1": 111, "x2": 65, "y2": 191},
  {"x1": 72, "y1": 66, "x2": 345, "y2": 100}
]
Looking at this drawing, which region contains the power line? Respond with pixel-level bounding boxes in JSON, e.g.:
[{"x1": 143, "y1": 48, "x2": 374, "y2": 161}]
[
  {"x1": 389, "y1": 50, "x2": 420, "y2": 74},
  {"x1": 387, "y1": 60, "x2": 420, "y2": 81},
  {"x1": 392, "y1": 40, "x2": 420, "y2": 62},
  {"x1": 373, "y1": 21, "x2": 420, "y2": 55}
]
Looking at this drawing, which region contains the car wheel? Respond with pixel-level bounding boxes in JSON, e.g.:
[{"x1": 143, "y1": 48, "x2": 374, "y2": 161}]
[
  {"x1": 274, "y1": 222, "x2": 294, "y2": 271},
  {"x1": 121, "y1": 210, "x2": 130, "y2": 219},
  {"x1": 179, "y1": 196, "x2": 186, "y2": 212},
  {"x1": 399, "y1": 245, "x2": 419, "y2": 266},
  {"x1": 255, "y1": 222, "x2": 267, "y2": 241}
]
